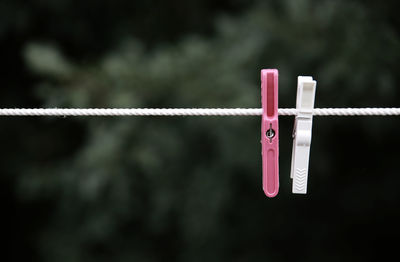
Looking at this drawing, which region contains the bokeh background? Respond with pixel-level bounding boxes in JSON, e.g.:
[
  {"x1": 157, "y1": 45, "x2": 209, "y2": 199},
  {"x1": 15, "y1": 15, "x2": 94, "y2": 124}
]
[{"x1": 2, "y1": 0, "x2": 400, "y2": 261}]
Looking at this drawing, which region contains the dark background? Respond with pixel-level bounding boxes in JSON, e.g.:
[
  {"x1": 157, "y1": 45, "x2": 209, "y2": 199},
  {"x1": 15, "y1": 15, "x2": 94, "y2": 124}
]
[{"x1": 2, "y1": 0, "x2": 400, "y2": 261}]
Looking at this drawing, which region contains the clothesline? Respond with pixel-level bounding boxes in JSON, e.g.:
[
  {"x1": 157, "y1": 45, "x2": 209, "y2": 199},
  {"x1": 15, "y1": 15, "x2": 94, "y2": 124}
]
[{"x1": 0, "y1": 108, "x2": 399, "y2": 116}]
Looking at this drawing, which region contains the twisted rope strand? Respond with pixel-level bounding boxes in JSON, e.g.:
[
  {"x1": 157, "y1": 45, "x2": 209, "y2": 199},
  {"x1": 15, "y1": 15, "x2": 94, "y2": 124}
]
[
  {"x1": 0, "y1": 108, "x2": 262, "y2": 116},
  {"x1": 0, "y1": 108, "x2": 399, "y2": 116},
  {"x1": 311, "y1": 108, "x2": 400, "y2": 116}
]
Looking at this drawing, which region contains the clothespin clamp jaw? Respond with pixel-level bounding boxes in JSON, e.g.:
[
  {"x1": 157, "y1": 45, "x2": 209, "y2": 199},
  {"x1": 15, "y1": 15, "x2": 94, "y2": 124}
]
[
  {"x1": 261, "y1": 69, "x2": 279, "y2": 198},
  {"x1": 291, "y1": 76, "x2": 317, "y2": 194}
]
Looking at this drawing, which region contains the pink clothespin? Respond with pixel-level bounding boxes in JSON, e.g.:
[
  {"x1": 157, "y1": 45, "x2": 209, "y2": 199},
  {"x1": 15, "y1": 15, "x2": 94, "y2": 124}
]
[{"x1": 261, "y1": 69, "x2": 279, "y2": 198}]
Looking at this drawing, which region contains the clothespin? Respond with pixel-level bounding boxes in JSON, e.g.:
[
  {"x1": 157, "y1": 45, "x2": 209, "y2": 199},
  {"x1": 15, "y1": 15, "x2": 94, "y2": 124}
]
[
  {"x1": 261, "y1": 69, "x2": 279, "y2": 197},
  {"x1": 290, "y1": 76, "x2": 317, "y2": 194}
]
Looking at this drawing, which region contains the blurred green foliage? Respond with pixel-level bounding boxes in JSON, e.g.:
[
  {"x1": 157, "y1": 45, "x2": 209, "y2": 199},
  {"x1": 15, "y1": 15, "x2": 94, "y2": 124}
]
[{"x1": 2, "y1": 0, "x2": 400, "y2": 261}]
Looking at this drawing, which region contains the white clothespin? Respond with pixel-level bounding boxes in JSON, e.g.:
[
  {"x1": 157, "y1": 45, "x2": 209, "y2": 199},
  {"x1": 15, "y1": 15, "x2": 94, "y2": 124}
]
[{"x1": 291, "y1": 76, "x2": 317, "y2": 194}]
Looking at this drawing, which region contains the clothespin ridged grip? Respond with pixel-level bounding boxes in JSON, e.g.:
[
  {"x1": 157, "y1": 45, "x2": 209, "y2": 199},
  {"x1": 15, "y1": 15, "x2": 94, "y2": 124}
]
[{"x1": 261, "y1": 69, "x2": 279, "y2": 198}]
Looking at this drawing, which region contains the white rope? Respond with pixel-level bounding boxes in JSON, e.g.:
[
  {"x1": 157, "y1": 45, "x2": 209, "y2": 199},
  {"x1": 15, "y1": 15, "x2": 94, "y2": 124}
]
[
  {"x1": 279, "y1": 108, "x2": 400, "y2": 116},
  {"x1": 0, "y1": 108, "x2": 399, "y2": 116},
  {"x1": 0, "y1": 108, "x2": 262, "y2": 116}
]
